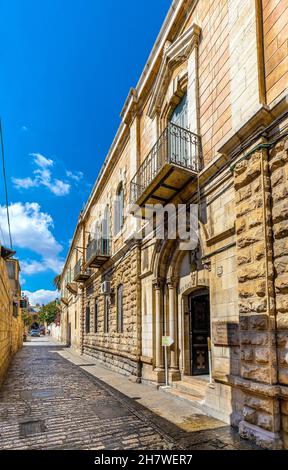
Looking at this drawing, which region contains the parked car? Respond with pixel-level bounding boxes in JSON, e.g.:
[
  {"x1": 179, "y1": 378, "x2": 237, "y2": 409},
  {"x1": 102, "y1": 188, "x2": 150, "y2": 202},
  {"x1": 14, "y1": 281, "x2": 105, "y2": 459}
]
[{"x1": 30, "y1": 329, "x2": 40, "y2": 337}]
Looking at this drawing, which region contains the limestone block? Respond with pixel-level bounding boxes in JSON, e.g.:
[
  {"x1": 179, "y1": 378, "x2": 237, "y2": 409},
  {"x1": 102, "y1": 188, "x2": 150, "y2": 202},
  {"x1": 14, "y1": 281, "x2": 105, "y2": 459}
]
[
  {"x1": 274, "y1": 221, "x2": 288, "y2": 239},
  {"x1": 238, "y1": 262, "x2": 266, "y2": 282},
  {"x1": 277, "y1": 332, "x2": 288, "y2": 348},
  {"x1": 278, "y1": 368, "x2": 288, "y2": 385},
  {"x1": 276, "y1": 313, "x2": 288, "y2": 329},
  {"x1": 235, "y1": 185, "x2": 252, "y2": 204},
  {"x1": 240, "y1": 316, "x2": 249, "y2": 330},
  {"x1": 237, "y1": 248, "x2": 252, "y2": 265},
  {"x1": 237, "y1": 227, "x2": 264, "y2": 249},
  {"x1": 239, "y1": 280, "x2": 266, "y2": 298},
  {"x1": 272, "y1": 200, "x2": 288, "y2": 224},
  {"x1": 274, "y1": 256, "x2": 288, "y2": 276},
  {"x1": 275, "y1": 275, "x2": 288, "y2": 294},
  {"x1": 234, "y1": 159, "x2": 261, "y2": 190},
  {"x1": 281, "y1": 401, "x2": 288, "y2": 415},
  {"x1": 241, "y1": 347, "x2": 254, "y2": 361},
  {"x1": 252, "y1": 243, "x2": 266, "y2": 262},
  {"x1": 241, "y1": 363, "x2": 271, "y2": 382},
  {"x1": 274, "y1": 239, "x2": 288, "y2": 258},
  {"x1": 255, "y1": 347, "x2": 270, "y2": 364},
  {"x1": 241, "y1": 331, "x2": 252, "y2": 345},
  {"x1": 278, "y1": 349, "x2": 288, "y2": 366},
  {"x1": 269, "y1": 146, "x2": 288, "y2": 172},
  {"x1": 272, "y1": 185, "x2": 288, "y2": 204},
  {"x1": 236, "y1": 217, "x2": 246, "y2": 235},
  {"x1": 257, "y1": 412, "x2": 274, "y2": 432},
  {"x1": 236, "y1": 198, "x2": 263, "y2": 219},
  {"x1": 239, "y1": 298, "x2": 267, "y2": 313},
  {"x1": 245, "y1": 395, "x2": 273, "y2": 414},
  {"x1": 270, "y1": 167, "x2": 284, "y2": 188},
  {"x1": 249, "y1": 314, "x2": 268, "y2": 330},
  {"x1": 242, "y1": 405, "x2": 257, "y2": 424}
]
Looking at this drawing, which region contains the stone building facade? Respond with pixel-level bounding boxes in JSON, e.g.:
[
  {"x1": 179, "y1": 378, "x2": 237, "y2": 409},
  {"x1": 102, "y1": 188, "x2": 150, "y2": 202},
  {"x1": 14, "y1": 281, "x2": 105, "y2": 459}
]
[
  {"x1": 0, "y1": 251, "x2": 23, "y2": 386},
  {"x1": 58, "y1": 0, "x2": 288, "y2": 448}
]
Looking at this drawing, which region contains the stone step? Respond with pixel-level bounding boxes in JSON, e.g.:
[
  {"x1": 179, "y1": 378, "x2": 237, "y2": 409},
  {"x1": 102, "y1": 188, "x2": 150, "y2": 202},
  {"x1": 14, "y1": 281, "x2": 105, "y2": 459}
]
[
  {"x1": 162, "y1": 386, "x2": 204, "y2": 404},
  {"x1": 171, "y1": 379, "x2": 208, "y2": 399}
]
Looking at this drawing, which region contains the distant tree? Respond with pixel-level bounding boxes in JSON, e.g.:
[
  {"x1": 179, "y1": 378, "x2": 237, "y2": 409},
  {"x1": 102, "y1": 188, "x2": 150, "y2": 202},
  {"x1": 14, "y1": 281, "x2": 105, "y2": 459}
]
[
  {"x1": 22, "y1": 312, "x2": 31, "y2": 328},
  {"x1": 38, "y1": 301, "x2": 58, "y2": 325}
]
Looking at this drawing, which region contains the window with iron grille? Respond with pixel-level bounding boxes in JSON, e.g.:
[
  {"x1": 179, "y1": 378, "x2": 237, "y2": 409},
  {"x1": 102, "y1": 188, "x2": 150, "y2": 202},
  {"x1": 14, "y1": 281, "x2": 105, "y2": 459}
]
[
  {"x1": 94, "y1": 298, "x2": 98, "y2": 333},
  {"x1": 85, "y1": 302, "x2": 90, "y2": 334},
  {"x1": 117, "y1": 284, "x2": 124, "y2": 333},
  {"x1": 104, "y1": 296, "x2": 109, "y2": 333}
]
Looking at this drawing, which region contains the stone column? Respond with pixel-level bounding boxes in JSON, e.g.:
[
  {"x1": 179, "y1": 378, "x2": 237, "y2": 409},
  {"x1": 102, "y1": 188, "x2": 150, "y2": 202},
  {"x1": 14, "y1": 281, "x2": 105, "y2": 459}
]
[
  {"x1": 168, "y1": 278, "x2": 180, "y2": 381},
  {"x1": 153, "y1": 279, "x2": 164, "y2": 381}
]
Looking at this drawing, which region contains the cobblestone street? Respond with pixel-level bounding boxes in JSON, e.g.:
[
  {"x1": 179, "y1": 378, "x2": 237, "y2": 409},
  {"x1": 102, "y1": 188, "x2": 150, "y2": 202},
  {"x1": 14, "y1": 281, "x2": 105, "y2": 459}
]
[{"x1": 0, "y1": 338, "x2": 258, "y2": 450}]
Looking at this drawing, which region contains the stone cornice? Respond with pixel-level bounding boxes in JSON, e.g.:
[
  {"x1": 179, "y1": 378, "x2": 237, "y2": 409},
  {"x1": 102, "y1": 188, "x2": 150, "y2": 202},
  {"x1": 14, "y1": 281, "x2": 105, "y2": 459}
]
[
  {"x1": 120, "y1": 87, "x2": 138, "y2": 125},
  {"x1": 147, "y1": 23, "x2": 201, "y2": 119}
]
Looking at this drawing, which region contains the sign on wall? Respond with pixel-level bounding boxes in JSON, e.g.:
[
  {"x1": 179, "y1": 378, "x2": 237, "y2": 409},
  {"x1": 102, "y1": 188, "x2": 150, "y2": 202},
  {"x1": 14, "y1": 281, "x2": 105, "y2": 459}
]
[{"x1": 212, "y1": 321, "x2": 239, "y2": 347}]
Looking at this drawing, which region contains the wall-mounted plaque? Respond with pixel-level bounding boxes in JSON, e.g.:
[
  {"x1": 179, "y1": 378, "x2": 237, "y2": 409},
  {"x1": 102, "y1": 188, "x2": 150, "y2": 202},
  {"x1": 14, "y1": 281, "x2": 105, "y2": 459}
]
[{"x1": 212, "y1": 321, "x2": 239, "y2": 346}]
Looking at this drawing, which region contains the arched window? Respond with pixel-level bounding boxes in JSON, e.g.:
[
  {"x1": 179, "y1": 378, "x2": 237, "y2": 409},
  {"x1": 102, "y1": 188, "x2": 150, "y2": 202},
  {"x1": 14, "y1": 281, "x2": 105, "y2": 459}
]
[
  {"x1": 117, "y1": 284, "x2": 124, "y2": 333},
  {"x1": 114, "y1": 183, "x2": 124, "y2": 235},
  {"x1": 94, "y1": 298, "x2": 98, "y2": 333}
]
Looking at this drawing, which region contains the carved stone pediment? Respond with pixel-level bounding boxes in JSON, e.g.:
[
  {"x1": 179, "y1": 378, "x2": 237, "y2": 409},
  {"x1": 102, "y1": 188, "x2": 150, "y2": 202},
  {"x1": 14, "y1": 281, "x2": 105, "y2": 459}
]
[{"x1": 147, "y1": 23, "x2": 201, "y2": 119}]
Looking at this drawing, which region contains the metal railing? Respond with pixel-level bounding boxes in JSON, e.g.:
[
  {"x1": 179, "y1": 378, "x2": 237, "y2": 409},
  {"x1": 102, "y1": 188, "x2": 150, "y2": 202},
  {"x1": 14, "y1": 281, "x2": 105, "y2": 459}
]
[
  {"x1": 130, "y1": 122, "x2": 201, "y2": 204},
  {"x1": 86, "y1": 237, "x2": 110, "y2": 263},
  {"x1": 74, "y1": 258, "x2": 91, "y2": 279}
]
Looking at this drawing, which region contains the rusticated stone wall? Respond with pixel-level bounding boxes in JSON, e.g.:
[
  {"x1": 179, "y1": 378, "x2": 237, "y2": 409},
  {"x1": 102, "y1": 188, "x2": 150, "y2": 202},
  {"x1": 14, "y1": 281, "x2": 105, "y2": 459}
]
[
  {"x1": 0, "y1": 257, "x2": 12, "y2": 387},
  {"x1": 0, "y1": 257, "x2": 23, "y2": 387},
  {"x1": 269, "y1": 137, "x2": 288, "y2": 449},
  {"x1": 234, "y1": 145, "x2": 283, "y2": 449},
  {"x1": 82, "y1": 244, "x2": 141, "y2": 378}
]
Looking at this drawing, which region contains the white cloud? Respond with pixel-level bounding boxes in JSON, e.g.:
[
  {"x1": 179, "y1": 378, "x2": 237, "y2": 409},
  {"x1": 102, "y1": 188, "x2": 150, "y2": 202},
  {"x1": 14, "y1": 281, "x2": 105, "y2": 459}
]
[
  {"x1": 50, "y1": 179, "x2": 70, "y2": 196},
  {"x1": 21, "y1": 257, "x2": 64, "y2": 276},
  {"x1": 23, "y1": 289, "x2": 59, "y2": 306},
  {"x1": 12, "y1": 176, "x2": 37, "y2": 189},
  {"x1": 12, "y1": 153, "x2": 70, "y2": 197},
  {"x1": 0, "y1": 202, "x2": 64, "y2": 275},
  {"x1": 66, "y1": 170, "x2": 84, "y2": 182},
  {"x1": 30, "y1": 153, "x2": 53, "y2": 168}
]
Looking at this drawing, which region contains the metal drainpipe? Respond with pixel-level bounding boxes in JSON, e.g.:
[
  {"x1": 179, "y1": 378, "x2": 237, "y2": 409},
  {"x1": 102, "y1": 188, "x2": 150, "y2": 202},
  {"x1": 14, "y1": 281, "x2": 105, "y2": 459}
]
[
  {"x1": 260, "y1": 142, "x2": 281, "y2": 438},
  {"x1": 136, "y1": 241, "x2": 142, "y2": 382}
]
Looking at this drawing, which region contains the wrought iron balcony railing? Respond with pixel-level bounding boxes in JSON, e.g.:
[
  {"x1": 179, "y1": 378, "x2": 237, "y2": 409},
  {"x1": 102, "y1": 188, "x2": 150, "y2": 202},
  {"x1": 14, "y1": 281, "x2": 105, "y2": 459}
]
[
  {"x1": 73, "y1": 259, "x2": 91, "y2": 282},
  {"x1": 86, "y1": 237, "x2": 110, "y2": 268},
  {"x1": 130, "y1": 122, "x2": 200, "y2": 207}
]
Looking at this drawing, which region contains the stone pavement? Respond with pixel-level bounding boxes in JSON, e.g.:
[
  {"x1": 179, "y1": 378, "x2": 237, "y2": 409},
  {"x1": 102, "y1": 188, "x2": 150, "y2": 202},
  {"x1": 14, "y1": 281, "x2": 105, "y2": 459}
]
[{"x1": 0, "y1": 338, "x2": 258, "y2": 450}]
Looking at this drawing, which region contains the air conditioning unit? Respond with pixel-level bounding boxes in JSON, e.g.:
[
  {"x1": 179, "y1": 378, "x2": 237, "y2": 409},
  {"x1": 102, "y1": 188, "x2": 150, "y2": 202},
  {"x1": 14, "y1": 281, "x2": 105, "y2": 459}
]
[{"x1": 100, "y1": 281, "x2": 111, "y2": 295}]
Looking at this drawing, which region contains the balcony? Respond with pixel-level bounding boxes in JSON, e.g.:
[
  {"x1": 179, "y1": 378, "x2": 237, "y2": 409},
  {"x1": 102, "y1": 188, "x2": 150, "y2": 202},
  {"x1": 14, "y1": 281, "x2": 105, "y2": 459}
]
[
  {"x1": 60, "y1": 295, "x2": 69, "y2": 306},
  {"x1": 86, "y1": 238, "x2": 110, "y2": 268},
  {"x1": 74, "y1": 259, "x2": 91, "y2": 282},
  {"x1": 130, "y1": 122, "x2": 200, "y2": 210},
  {"x1": 66, "y1": 281, "x2": 78, "y2": 294}
]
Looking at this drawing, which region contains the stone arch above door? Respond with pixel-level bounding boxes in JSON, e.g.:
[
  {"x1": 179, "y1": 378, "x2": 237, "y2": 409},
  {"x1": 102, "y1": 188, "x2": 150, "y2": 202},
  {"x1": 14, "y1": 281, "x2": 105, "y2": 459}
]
[{"x1": 151, "y1": 219, "x2": 209, "y2": 283}]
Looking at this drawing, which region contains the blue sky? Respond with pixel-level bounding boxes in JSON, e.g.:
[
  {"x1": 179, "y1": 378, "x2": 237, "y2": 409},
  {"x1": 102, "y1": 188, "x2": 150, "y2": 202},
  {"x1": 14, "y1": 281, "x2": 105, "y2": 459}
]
[{"x1": 0, "y1": 0, "x2": 171, "y2": 304}]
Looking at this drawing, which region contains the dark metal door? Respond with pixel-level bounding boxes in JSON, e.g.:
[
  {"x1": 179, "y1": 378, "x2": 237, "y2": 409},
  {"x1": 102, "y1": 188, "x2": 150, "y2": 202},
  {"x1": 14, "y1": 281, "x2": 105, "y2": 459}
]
[{"x1": 189, "y1": 293, "x2": 210, "y2": 375}]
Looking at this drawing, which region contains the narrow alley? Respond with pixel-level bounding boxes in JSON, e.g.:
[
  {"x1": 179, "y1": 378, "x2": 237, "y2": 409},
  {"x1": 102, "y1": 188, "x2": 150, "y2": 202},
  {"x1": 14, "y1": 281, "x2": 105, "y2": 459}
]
[{"x1": 0, "y1": 338, "x2": 257, "y2": 450}]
